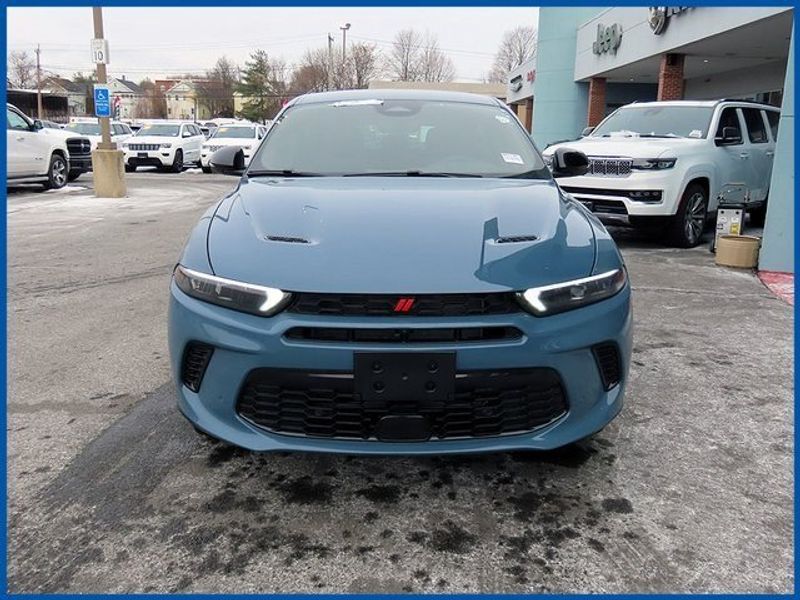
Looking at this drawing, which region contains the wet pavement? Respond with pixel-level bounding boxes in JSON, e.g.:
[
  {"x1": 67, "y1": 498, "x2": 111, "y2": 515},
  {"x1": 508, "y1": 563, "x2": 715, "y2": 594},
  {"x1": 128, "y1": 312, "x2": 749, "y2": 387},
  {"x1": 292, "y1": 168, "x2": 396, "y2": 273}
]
[{"x1": 6, "y1": 172, "x2": 794, "y2": 593}]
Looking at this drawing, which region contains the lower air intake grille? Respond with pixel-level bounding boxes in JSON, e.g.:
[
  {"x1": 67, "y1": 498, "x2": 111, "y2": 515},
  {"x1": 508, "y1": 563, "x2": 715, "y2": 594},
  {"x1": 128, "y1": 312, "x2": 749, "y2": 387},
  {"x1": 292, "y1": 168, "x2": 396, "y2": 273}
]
[
  {"x1": 236, "y1": 367, "x2": 568, "y2": 440},
  {"x1": 181, "y1": 342, "x2": 214, "y2": 392},
  {"x1": 593, "y1": 343, "x2": 621, "y2": 390}
]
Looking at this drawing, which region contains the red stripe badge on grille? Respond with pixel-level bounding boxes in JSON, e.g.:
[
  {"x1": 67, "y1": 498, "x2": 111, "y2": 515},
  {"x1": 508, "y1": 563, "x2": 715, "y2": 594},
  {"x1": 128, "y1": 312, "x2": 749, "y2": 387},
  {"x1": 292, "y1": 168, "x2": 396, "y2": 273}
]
[{"x1": 393, "y1": 298, "x2": 415, "y2": 313}]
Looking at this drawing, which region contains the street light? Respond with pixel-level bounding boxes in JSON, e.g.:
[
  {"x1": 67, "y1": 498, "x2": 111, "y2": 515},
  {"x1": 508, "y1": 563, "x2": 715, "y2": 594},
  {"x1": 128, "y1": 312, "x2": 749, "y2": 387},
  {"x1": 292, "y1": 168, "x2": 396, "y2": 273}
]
[{"x1": 340, "y1": 23, "x2": 351, "y2": 62}]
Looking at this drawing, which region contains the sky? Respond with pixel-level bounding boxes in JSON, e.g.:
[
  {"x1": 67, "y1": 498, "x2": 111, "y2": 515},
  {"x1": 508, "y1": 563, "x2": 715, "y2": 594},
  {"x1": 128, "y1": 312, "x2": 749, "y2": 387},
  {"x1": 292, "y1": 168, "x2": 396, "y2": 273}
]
[{"x1": 7, "y1": 7, "x2": 539, "y2": 84}]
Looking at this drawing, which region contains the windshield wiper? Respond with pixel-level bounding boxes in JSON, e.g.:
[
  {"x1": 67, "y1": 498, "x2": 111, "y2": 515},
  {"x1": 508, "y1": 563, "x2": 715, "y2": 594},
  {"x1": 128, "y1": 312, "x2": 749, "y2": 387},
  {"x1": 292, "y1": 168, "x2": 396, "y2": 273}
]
[
  {"x1": 247, "y1": 169, "x2": 324, "y2": 177},
  {"x1": 343, "y1": 170, "x2": 483, "y2": 178}
]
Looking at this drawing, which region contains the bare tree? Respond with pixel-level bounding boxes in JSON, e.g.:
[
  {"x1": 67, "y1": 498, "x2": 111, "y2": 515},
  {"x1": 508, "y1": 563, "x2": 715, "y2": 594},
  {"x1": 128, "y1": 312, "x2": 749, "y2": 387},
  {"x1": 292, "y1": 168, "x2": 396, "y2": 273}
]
[
  {"x1": 7, "y1": 51, "x2": 36, "y2": 88},
  {"x1": 487, "y1": 26, "x2": 537, "y2": 83},
  {"x1": 200, "y1": 56, "x2": 239, "y2": 117},
  {"x1": 349, "y1": 42, "x2": 381, "y2": 89},
  {"x1": 387, "y1": 29, "x2": 455, "y2": 82},
  {"x1": 387, "y1": 29, "x2": 422, "y2": 81},
  {"x1": 291, "y1": 47, "x2": 330, "y2": 94},
  {"x1": 417, "y1": 34, "x2": 455, "y2": 83}
]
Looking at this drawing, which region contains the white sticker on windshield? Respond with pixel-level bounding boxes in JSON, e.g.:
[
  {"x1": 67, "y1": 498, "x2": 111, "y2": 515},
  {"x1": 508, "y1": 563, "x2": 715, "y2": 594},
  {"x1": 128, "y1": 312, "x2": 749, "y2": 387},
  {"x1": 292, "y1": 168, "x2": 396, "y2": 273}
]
[
  {"x1": 501, "y1": 153, "x2": 524, "y2": 165},
  {"x1": 495, "y1": 114, "x2": 511, "y2": 124},
  {"x1": 688, "y1": 129, "x2": 703, "y2": 138}
]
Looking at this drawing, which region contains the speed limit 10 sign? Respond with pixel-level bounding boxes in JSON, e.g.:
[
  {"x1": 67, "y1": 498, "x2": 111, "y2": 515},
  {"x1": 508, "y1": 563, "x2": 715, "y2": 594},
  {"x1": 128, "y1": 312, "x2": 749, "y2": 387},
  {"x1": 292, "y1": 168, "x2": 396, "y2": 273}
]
[{"x1": 91, "y1": 38, "x2": 109, "y2": 64}]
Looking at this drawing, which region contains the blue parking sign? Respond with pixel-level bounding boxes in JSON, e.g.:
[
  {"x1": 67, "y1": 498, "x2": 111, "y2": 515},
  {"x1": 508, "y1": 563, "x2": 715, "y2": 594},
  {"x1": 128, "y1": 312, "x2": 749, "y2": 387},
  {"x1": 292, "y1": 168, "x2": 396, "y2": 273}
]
[{"x1": 94, "y1": 85, "x2": 111, "y2": 118}]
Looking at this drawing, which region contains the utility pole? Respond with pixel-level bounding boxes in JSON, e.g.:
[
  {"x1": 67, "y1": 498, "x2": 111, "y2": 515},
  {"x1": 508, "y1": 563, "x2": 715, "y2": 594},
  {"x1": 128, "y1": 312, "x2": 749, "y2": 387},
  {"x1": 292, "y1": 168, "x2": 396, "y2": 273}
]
[
  {"x1": 90, "y1": 6, "x2": 126, "y2": 198},
  {"x1": 327, "y1": 33, "x2": 334, "y2": 90},
  {"x1": 92, "y1": 7, "x2": 113, "y2": 150},
  {"x1": 340, "y1": 23, "x2": 351, "y2": 64},
  {"x1": 35, "y1": 44, "x2": 43, "y2": 119}
]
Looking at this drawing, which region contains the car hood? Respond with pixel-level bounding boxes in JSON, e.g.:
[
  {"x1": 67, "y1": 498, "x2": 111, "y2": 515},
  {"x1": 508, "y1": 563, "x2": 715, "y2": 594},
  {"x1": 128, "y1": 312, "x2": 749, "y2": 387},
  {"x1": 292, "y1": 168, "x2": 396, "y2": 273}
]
[
  {"x1": 206, "y1": 177, "x2": 597, "y2": 294},
  {"x1": 126, "y1": 135, "x2": 178, "y2": 145},
  {"x1": 42, "y1": 128, "x2": 89, "y2": 143},
  {"x1": 204, "y1": 138, "x2": 257, "y2": 149},
  {"x1": 545, "y1": 136, "x2": 704, "y2": 159}
]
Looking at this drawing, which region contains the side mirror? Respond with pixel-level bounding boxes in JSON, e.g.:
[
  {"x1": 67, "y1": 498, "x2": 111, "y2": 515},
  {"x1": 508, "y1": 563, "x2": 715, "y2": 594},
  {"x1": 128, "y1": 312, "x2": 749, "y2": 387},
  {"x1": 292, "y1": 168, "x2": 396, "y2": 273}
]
[
  {"x1": 551, "y1": 147, "x2": 590, "y2": 178},
  {"x1": 581, "y1": 126, "x2": 595, "y2": 137},
  {"x1": 715, "y1": 126, "x2": 742, "y2": 146},
  {"x1": 210, "y1": 146, "x2": 246, "y2": 176},
  {"x1": 32, "y1": 119, "x2": 43, "y2": 131}
]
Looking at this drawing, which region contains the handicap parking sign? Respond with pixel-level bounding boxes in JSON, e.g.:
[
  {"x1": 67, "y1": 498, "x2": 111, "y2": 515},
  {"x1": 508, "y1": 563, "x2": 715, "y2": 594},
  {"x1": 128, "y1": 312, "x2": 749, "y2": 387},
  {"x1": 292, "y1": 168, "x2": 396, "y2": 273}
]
[{"x1": 94, "y1": 85, "x2": 111, "y2": 118}]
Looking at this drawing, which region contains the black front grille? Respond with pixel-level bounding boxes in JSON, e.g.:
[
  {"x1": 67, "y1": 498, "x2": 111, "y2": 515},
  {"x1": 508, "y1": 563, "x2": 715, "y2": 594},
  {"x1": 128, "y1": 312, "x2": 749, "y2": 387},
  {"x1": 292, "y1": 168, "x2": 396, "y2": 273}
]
[
  {"x1": 287, "y1": 292, "x2": 521, "y2": 317},
  {"x1": 66, "y1": 138, "x2": 91, "y2": 158},
  {"x1": 236, "y1": 367, "x2": 568, "y2": 440},
  {"x1": 285, "y1": 326, "x2": 522, "y2": 344},
  {"x1": 129, "y1": 143, "x2": 160, "y2": 151},
  {"x1": 593, "y1": 343, "x2": 621, "y2": 390},
  {"x1": 181, "y1": 342, "x2": 214, "y2": 392}
]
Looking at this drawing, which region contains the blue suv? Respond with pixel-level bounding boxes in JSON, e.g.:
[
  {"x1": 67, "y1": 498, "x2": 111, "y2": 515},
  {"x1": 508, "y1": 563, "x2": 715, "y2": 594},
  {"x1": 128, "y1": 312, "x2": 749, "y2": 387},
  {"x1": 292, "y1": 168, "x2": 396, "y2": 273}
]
[{"x1": 168, "y1": 89, "x2": 632, "y2": 455}]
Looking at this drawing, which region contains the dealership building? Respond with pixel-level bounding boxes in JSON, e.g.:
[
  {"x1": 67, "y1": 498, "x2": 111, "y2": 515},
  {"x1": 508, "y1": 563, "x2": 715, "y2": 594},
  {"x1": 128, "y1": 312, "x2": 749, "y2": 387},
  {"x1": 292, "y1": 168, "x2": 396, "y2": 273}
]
[{"x1": 509, "y1": 6, "x2": 794, "y2": 273}]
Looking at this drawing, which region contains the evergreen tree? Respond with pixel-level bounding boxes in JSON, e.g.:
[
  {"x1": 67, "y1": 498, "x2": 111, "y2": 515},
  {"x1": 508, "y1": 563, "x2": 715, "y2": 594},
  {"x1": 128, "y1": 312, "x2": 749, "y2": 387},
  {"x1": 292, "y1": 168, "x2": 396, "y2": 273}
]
[{"x1": 236, "y1": 50, "x2": 286, "y2": 123}]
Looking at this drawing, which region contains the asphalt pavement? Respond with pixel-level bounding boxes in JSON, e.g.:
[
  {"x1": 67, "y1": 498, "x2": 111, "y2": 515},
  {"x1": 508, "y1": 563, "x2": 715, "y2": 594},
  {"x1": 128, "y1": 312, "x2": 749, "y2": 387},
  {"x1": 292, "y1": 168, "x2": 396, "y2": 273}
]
[{"x1": 6, "y1": 170, "x2": 794, "y2": 593}]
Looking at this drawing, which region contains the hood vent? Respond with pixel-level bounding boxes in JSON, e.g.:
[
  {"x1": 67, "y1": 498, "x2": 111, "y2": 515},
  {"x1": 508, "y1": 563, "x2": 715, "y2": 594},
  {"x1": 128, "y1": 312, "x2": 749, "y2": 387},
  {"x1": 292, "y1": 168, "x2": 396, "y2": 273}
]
[
  {"x1": 266, "y1": 235, "x2": 310, "y2": 244},
  {"x1": 496, "y1": 235, "x2": 538, "y2": 244}
]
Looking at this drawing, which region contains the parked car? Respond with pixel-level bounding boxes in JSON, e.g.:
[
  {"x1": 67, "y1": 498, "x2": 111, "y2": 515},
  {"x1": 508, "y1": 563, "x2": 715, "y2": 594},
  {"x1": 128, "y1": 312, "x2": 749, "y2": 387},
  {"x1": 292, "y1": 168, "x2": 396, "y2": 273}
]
[
  {"x1": 7, "y1": 103, "x2": 91, "y2": 188},
  {"x1": 199, "y1": 123, "x2": 268, "y2": 173},
  {"x1": 169, "y1": 89, "x2": 632, "y2": 455},
  {"x1": 543, "y1": 100, "x2": 780, "y2": 247},
  {"x1": 65, "y1": 119, "x2": 134, "y2": 150},
  {"x1": 121, "y1": 121, "x2": 205, "y2": 172}
]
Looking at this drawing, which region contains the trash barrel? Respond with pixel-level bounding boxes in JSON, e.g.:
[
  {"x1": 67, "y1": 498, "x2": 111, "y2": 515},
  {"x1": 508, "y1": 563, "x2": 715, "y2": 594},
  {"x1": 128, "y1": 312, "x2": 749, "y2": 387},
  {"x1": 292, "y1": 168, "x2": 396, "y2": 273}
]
[{"x1": 715, "y1": 235, "x2": 761, "y2": 268}]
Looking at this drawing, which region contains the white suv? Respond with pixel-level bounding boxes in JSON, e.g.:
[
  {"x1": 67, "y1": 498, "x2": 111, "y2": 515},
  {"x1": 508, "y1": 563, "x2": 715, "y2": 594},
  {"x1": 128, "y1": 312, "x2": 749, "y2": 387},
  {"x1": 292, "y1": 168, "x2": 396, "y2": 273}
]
[
  {"x1": 121, "y1": 121, "x2": 204, "y2": 173},
  {"x1": 543, "y1": 100, "x2": 780, "y2": 247},
  {"x1": 7, "y1": 103, "x2": 91, "y2": 189},
  {"x1": 64, "y1": 119, "x2": 134, "y2": 150},
  {"x1": 200, "y1": 122, "x2": 268, "y2": 173}
]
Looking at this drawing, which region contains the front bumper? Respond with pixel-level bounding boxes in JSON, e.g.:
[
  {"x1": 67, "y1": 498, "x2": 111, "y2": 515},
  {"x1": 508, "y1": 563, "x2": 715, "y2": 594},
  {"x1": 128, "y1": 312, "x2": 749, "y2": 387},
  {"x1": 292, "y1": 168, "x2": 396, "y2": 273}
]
[
  {"x1": 124, "y1": 148, "x2": 175, "y2": 167},
  {"x1": 168, "y1": 282, "x2": 632, "y2": 454},
  {"x1": 200, "y1": 149, "x2": 253, "y2": 168},
  {"x1": 68, "y1": 155, "x2": 92, "y2": 173},
  {"x1": 558, "y1": 170, "x2": 684, "y2": 218}
]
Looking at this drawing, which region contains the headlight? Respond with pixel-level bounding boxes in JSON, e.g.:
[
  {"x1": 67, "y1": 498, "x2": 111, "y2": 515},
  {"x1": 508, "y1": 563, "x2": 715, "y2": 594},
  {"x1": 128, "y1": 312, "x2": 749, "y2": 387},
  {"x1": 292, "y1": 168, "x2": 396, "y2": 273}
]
[
  {"x1": 173, "y1": 265, "x2": 292, "y2": 316},
  {"x1": 517, "y1": 268, "x2": 627, "y2": 316},
  {"x1": 202, "y1": 145, "x2": 209, "y2": 151},
  {"x1": 631, "y1": 158, "x2": 676, "y2": 170},
  {"x1": 121, "y1": 143, "x2": 129, "y2": 149},
  {"x1": 160, "y1": 143, "x2": 172, "y2": 149}
]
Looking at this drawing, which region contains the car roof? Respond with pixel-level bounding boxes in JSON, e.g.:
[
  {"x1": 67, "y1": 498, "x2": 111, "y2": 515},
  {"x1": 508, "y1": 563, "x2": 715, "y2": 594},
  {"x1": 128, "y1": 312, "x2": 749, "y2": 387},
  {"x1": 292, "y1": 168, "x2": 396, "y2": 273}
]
[
  {"x1": 291, "y1": 88, "x2": 501, "y2": 107},
  {"x1": 622, "y1": 99, "x2": 778, "y2": 110}
]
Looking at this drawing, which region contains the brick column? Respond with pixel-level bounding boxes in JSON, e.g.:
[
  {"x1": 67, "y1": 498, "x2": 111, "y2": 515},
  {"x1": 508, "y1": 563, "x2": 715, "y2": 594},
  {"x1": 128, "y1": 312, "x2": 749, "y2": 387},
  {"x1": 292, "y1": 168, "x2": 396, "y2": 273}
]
[
  {"x1": 518, "y1": 98, "x2": 533, "y2": 132},
  {"x1": 587, "y1": 77, "x2": 607, "y2": 127},
  {"x1": 657, "y1": 53, "x2": 685, "y2": 101}
]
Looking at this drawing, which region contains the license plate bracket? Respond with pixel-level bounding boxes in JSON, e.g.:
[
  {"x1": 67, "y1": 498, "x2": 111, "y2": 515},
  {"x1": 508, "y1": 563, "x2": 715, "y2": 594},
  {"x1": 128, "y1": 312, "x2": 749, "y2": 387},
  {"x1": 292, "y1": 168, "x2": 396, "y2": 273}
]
[
  {"x1": 354, "y1": 352, "x2": 455, "y2": 408},
  {"x1": 137, "y1": 152, "x2": 148, "y2": 158}
]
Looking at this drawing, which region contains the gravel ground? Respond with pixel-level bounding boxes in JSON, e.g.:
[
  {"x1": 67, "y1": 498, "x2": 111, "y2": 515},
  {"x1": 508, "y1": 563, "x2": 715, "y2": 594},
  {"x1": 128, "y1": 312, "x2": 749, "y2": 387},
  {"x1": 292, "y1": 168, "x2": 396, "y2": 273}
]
[{"x1": 6, "y1": 171, "x2": 794, "y2": 593}]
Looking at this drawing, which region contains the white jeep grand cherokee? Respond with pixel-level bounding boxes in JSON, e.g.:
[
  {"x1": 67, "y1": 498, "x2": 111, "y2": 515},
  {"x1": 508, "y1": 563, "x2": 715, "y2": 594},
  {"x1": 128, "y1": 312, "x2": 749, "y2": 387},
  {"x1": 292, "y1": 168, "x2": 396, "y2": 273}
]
[
  {"x1": 543, "y1": 100, "x2": 780, "y2": 247},
  {"x1": 121, "y1": 121, "x2": 204, "y2": 173}
]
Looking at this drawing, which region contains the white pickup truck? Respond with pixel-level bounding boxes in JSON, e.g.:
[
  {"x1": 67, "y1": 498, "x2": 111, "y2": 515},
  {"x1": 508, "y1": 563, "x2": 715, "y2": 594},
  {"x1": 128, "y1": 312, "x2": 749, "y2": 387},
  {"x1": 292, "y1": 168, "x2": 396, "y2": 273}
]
[
  {"x1": 6, "y1": 103, "x2": 93, "y2": 189},
  {"x1": 543, "y1": 100, "x2": 780, "y2": 247}
]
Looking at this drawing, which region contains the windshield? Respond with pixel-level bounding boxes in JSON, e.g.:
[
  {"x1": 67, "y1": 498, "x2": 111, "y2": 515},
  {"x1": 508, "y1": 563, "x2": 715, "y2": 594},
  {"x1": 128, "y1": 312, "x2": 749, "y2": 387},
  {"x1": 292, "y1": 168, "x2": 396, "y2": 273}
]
[
  {"x1": 66, "y1": 123, "x2": 100, "y2": 135},
  {"x1": 213, "y1": 126, "x2": 255, "y2": 139},
  {"x1": 249, "y1": 99, "x2": 548, "y2": 178},
  {"x1": 592, "y1": 105, "x2": 714, "y2": 138},
  {"x1": 137, "y1": 124, "x2": 180, "y2": 137}
]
